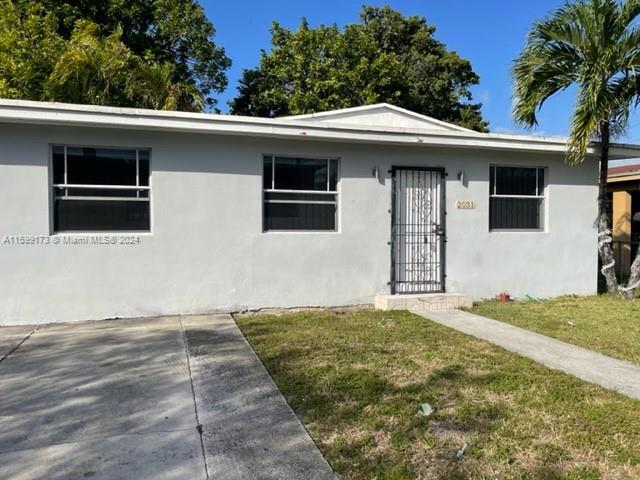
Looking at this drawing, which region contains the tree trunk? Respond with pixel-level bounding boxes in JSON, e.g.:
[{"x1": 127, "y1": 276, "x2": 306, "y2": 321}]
[
  {"x1": 624, "y1": 244, "x2": 640, "y2": 300},
  {"x1": 597, "y1": 121, "x2": 619, "y2": 295}
]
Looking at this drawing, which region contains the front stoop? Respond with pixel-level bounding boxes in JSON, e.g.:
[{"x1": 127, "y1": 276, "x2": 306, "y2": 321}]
[{"x1": 374, "y1": 293, "x2": 473, "y2": 311}]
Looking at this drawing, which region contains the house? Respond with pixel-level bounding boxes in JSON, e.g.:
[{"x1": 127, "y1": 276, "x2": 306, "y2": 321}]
[
  {"x1": 1, "y1": 99, "x2": 639, "y2": 325},
  {"x1": 608, "y1": 163, "x2": 640, "y2": 277}
]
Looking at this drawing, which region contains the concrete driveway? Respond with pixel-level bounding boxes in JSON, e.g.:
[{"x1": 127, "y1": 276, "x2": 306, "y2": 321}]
[{"x1": 0, "y1": 315, "x2": 335, "y2": 480}]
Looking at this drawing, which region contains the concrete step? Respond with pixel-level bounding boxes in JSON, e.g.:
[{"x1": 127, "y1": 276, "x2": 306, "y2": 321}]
[{"x1": 374, "y1": 293, "x2": 473, "y2": 312}]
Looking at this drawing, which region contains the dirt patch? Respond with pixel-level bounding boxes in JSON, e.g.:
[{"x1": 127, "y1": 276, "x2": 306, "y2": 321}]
[
  {"x1": 237, "y1": 305, "x2": 371, "y2": 316},
  {"x1": 373, "y1": 430, "x2": 391, "y2": 455}
]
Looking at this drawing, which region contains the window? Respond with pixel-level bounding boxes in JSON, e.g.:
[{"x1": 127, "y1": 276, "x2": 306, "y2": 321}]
[
  {"x1": 489, "y1": 166, "x2": 545, "y2": 231},
  {"x1": 51, "y1": 145, "x2": 151, "y2": 232},
  {"x1": 263, "y1": 155, "x2": 339, "y2": 231}
]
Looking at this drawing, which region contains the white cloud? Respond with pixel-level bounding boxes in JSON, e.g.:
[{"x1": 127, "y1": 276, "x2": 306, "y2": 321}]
[{"x1": 478, "y1": 90, "x2": 490, "y2": 107}]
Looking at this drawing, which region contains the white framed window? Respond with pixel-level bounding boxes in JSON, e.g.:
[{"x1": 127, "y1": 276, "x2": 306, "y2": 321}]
[
  {"x1": 489, "y1": 165, "x2": 545, "y2": 231},
  {"x1": 263, "y1": 155, "x2": 339, "y2": 231},
  {"x1": 51, "y1": 145, "x2": 151, "y2": 232}
]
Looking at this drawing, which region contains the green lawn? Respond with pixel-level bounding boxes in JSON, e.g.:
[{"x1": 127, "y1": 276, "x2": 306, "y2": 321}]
[
  {"x1": 469, "y1": 296, "x2": 640, "y2": 365},
  {"x1": 236, "y1": 309, "x2": 640, "y2": 480}
]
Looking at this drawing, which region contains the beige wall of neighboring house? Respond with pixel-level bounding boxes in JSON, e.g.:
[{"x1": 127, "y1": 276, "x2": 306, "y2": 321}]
[{"x1": 608, "y1": 164, "x2": 640, "y2": 277}]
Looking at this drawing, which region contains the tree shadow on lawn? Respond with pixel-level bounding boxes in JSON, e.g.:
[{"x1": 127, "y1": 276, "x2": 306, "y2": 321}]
[
  {"x1": 238, "y1": 312, "x2": 640, "y2": 480},
  {"x1": 256, "y1": 347, "x2": 513, "y2": 479}
]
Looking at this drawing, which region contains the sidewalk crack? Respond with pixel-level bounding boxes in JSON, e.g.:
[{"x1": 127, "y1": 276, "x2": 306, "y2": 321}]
[
  {"x1": 179, "y1": 318, "x2": 209, "y2": 480},
  {"x1": 0, "y1": 328, "x2": 38, "y2": 366}
]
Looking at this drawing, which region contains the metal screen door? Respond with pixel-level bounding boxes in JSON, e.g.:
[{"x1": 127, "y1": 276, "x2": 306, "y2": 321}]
[{"x1": 391, "y1": 167, "x2": 445, "y2": 294}]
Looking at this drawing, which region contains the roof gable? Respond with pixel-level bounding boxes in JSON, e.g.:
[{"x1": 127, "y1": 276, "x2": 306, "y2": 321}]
[{"x1": 281, "y1": 103, "x2": 473, "y2": 132}]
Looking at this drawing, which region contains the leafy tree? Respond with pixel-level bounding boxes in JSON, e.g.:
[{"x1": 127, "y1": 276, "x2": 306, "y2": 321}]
[
  {"x1": 513, "y1": 0, "x2": 640, "y2": 298},
  {"x1": 126, "y1": 61, "x2": 204, "y2": 111},
  {"x1": 0, "y1": 1, "x2": 64, "y2": 100},
  {"x1": 0, "y1": 0, "x2": 229, "y2": 110},
  {"x1": 44, "y1": 21, "x2": 136, "y2": 106},
  {"x1": 42, "y1": 21, "x2": 203, "y2": 110},
  {"x1": 230, "y1": 6, "x2": 488, "y2": 132}
]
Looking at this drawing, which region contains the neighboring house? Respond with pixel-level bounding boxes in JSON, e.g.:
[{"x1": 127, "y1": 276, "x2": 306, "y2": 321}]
[
  {"x1": 1, "y1": 100, "x2": 640, "y2": 325},
  {"x1": 608, "y1": 163, "x2": 640, "y2": 277}
]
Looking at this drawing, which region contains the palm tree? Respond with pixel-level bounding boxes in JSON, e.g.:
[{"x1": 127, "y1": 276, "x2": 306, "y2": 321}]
[
  {"x1": 45, "y1": 20, "x2": 204, "y2": 112},
  {"x1": 513, "y1": 0, "x2": 640, "y2": 299},
  {"x1": 45, "y1": 21, "x2": 134, "y2": 106},
  {"x1": 126, "y1": 61, "x2": 205, "y2": 112}
]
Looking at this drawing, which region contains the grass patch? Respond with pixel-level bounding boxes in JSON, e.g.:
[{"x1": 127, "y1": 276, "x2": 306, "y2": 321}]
[
  {"x1": 469, "y1": 296, "x2": 640, "y2": 364},
  {"x1": 236, "y1": 309, "x2": 640, "y2": 479}
]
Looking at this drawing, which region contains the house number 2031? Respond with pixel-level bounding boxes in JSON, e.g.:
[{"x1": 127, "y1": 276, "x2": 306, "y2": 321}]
[{"x1": 455, "y1": 200, "x2": 476, "y2": 210}]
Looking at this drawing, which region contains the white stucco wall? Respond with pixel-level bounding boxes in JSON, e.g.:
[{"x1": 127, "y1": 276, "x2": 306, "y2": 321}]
[{"x1": 0, "y1": 123, "x2": 599, "y2": 325}]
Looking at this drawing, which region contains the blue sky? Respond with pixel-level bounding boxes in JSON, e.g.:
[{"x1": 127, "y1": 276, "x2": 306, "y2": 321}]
[{"x1": 202, "y1": 0, "x2": 640, "y2": 145}]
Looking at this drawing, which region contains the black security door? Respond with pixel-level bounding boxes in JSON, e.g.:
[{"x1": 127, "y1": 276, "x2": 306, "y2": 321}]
[{"x1": 391, "y1": 167, "x2": 446, "y2": 294}]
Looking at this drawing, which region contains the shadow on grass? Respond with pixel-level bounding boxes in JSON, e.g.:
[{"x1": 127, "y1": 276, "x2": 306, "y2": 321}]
[
  {"x1": 250, "y1": 344, "x2": 512, "y2": 479},
  {"x1": 237, "y1": 310, "x2": 640, "y2": 480}
]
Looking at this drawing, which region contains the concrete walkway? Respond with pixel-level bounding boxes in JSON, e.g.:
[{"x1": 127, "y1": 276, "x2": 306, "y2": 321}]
[
  {"x1": 182, "y1": 315, "x2": 335, "y2": 480},
  {"x1": 0, "y1": 314, "x2": 335, "y2": 480},
  {"x1": 413, "y1": 309, "x2": 640, "y2": 401}
]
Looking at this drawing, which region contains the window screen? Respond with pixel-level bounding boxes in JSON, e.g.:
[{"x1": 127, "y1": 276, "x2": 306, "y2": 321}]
[
  {"x1": 489, "y1": 166, "x2": 545, "y2": 230},
  {"x1": 263, "y1": 155, "x2": 338, "y2": 231},
  {"x1": 52, "y1": 145, "x2": 151, "y2": 232}
]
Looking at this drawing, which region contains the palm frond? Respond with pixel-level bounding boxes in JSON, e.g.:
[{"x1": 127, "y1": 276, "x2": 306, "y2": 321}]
[
  {"x1": 616, "y1": 28, "x2": 640, "y2": 67},
  {"x1": 567, "y1": 82, "x2": 607, "y2": 164},
  {"x1": 513, "y1": 12, "x2": 584, "y2": 126},
  {"x1": 618, "y1": 0, "x2": 640, "y2": 31},
  {"x1": 513, "y1": 0, "x2": 640, "y2": 164}
]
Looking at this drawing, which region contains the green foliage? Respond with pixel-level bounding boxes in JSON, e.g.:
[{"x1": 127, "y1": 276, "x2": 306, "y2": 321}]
[
  {"x1": 513, "y1": 0, "x2": 640, "y2": 163},
  {"x1": 230, "y1": 6, "x2": 488, "y2": 132},
  {"x1": 0, "y1": 1, "x2": 65, "y2": 100},
  {"x1": 44, "y1": 21, "x2": 136, "y2": 106},
  {"x1": 126, "y1": 61, "x2": 205, "y2": 112},
  {"x1": 0, "y1": 0, "x2": 229, "y2": 110}
]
